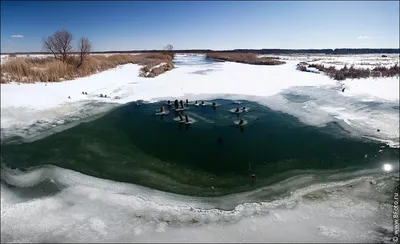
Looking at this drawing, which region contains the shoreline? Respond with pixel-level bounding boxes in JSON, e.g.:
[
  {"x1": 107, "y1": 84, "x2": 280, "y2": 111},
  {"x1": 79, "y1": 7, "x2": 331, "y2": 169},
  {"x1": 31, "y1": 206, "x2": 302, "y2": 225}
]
[{"x1": 1, "y1": 162, "x2": 397, "y2": 243}]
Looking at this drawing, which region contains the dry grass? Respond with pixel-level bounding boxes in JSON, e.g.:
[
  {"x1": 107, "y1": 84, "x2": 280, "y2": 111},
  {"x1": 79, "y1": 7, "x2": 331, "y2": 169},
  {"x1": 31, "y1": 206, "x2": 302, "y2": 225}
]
[
  {"x1": 205, "y1": 53, "x2": 285, "y2": 65},
  {"x1": 297, "y1": 64, "x2": 308, "y2": 72},
  {"x1": 302, "y1": 63, "x2": 400, "y2": 81},
  {"x1": 139, "y1": 61, "x2": 174, "y2": 78},
  {"x1": 0, "y1": 53, "x2": 174, "y2": 83}
]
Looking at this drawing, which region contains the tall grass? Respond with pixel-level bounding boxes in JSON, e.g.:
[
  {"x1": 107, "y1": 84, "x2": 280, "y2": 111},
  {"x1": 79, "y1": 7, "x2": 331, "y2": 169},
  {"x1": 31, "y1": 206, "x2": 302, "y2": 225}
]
[
  {"x1": 1, "y1": 53, "x2": 174, "y2": 83},
  {"x1": 206, "y1": 53, "x2": 285, "y2": 65}
]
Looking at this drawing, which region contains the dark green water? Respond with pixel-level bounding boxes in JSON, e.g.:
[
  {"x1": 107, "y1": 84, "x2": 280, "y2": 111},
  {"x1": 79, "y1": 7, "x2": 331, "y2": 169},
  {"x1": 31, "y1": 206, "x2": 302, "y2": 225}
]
[{"x1": 1, "y1": 99, "x2": 397, "y2": 196}]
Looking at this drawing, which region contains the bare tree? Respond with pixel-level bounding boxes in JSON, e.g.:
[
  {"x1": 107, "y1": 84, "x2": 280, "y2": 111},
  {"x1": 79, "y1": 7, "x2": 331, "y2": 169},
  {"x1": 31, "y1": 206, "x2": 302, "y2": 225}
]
[
  {"x1": 42, "y1": 29, "x2": 73, "y2": 62},
  {"x1": 164, "y1": 44, "x2": 173, "y2": 51},
  {"x1": 164, "y1": 44, "x2": 174, "y2": 58},
  {"x1": 77, "y1": 37, "x2": 92, "y2": 67}
]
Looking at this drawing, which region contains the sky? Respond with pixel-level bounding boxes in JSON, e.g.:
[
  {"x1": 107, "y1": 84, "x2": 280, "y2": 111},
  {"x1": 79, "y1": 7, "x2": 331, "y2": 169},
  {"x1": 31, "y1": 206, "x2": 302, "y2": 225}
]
[{"x1": 1, "y1": 1, "x2": 399, "y2": 52}]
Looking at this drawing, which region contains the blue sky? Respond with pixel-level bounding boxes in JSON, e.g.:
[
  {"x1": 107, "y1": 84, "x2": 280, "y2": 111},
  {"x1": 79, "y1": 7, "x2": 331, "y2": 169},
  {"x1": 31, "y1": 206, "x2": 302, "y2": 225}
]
[{"x1": 1, "y1": 1, "x2": 399, "y2": 52}]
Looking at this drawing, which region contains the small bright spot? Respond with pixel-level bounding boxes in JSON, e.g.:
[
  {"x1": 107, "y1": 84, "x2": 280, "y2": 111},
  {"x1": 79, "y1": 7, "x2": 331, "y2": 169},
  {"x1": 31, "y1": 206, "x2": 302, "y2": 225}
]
[{"x1": 383, "y1": 163, "x2": 392, "y2": 172}]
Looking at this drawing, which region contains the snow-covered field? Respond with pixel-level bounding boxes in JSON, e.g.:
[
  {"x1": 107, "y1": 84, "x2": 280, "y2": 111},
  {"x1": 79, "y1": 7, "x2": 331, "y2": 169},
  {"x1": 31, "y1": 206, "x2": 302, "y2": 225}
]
[
  {"x1": 265, "y1": 53, "x2": 400, "y2": 70},
  {"x1": 1, "y1": 53, "x2": 399, "y2": 242},
  {"x1": 0, "y1": 54, "x2": 51, "y2": 64}
]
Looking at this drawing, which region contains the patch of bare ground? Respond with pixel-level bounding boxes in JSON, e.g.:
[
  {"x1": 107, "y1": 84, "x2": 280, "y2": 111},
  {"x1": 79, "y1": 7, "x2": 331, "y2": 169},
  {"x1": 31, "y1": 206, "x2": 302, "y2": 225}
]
[
  {"x1": 0, "y1": 53, "x2": 174, "y2": 83},
  {"x1": 205, "y1": 53, "x2": 285, "y2": 65},
  {"x1": 297, "y1": 62, "x2": 400, "y2": 81}
]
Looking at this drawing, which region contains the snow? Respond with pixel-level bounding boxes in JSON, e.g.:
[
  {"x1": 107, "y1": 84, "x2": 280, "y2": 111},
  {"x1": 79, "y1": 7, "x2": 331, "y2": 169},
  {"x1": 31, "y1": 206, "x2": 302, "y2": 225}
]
[
  {"x1": 341, "y1": 77, "x2": 399, "y2": 101},
  {"x1": 1, "y1": 164, "x2": 398, "y2": 243},
  {"x1": 1, "y1": 54, "x2": 51, "y2": 64},
  {"x1": 1, "y1": 64, "x2": 142, "y2": 110},
  {"x1": 1, "y1": 55, "x2": 9, "y2": 64},
  {"x1": 306, "y1": 67, "x2": 320, "y2": 73},
  {"x1": 1, "y1": 53, "x2": 399, "y2": 242},
  {"x1": 151, "y1": 62, "x2": 167, "y2": 70},
  {"x1": 261, "y1": 53, "x2": 399, "y2": 70},
  {"x1": 1, "y1": 54, "x2": 399, "y2": 147},
  {"x1": 145, "y1": 62, "x2": 167, "y2": 76},
  {"x1": 310, "y1": 54, "x2": 399, "y2": 70}
]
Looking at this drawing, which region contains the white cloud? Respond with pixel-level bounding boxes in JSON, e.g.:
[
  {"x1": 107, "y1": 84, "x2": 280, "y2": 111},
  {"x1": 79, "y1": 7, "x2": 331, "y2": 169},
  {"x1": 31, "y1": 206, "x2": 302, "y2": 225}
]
[
  {"x1": 10, "y1": 34, "x2": 24, "y2": 38},
  {"x1": 357, "y1": 36, "x2": 370, "y2": 39}
]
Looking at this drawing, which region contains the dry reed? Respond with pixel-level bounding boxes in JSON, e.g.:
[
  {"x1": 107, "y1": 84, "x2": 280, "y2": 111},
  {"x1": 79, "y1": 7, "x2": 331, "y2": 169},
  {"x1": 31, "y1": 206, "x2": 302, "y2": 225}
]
[
  {"x1": 205, "y1": 53, "x2": 285, "y2": 65},
  {"x1": 1, "y1": 53, "x2": 174, "y2": 83}
]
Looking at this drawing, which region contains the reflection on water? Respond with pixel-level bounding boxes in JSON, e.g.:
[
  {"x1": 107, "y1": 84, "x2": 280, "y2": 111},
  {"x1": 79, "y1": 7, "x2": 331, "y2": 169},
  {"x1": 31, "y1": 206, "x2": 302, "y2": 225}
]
[{"x1": 1, "y1": 99, "x2": 398, "y2": 196}]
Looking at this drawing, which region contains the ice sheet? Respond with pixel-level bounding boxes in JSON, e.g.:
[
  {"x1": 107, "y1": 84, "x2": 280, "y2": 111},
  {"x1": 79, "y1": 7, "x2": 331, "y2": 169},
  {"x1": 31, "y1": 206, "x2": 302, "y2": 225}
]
[{"x1": 1, "y1": 164, "x2": 397, "y2": 243}]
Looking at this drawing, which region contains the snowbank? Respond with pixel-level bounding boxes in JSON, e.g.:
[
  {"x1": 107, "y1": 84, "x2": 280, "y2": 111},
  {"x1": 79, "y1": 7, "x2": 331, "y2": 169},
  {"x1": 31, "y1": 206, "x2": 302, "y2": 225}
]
[
  {"x1": 1, "y1": 64, "x2": 142, "y2": 110},
  {"x1": 1, "y1": 164, "x2": 398, "y2": 243}
]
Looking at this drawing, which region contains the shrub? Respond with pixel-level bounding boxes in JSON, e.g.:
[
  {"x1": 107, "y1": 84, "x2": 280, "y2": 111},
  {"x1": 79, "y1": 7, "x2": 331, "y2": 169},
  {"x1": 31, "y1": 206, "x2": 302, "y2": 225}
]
[
  {"x1": 304, "y1": 62, "x2": 399, "y2": 80},
  {"x1": 334, "y1": 71, "x2": 346, "y2": 80}
]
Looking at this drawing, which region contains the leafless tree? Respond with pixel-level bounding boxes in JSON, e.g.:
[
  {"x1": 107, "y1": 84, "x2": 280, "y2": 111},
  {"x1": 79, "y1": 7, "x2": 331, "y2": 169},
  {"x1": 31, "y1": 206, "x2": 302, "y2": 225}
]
[
  {"x1": 164, "y1": 44, "x2": 173, "y2": 51},
  {"x1": 164, "y1": 44, "x2": 174, "y2": 58},
  {"x1": 42, "y1": 29, "x2": 73, "y2": 62},
  {"x1": 77, "y1": 37, "x2": 92, "y2": 67}
]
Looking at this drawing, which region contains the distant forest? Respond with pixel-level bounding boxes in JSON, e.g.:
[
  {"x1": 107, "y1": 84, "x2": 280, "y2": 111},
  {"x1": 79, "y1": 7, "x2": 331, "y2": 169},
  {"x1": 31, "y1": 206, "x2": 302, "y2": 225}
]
[
  {"x1": 4, "y1": 48, "x2": 400, "y2": 55},
  {"x1": 173, "y1": 48, "x2": 400, "y2": 55}
]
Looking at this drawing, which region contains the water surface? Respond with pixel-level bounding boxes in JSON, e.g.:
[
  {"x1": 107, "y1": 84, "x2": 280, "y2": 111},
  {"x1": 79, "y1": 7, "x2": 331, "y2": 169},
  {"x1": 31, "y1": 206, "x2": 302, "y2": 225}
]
[{"x1": 1, "y1": 99, "x2": 396, "y2": 196}]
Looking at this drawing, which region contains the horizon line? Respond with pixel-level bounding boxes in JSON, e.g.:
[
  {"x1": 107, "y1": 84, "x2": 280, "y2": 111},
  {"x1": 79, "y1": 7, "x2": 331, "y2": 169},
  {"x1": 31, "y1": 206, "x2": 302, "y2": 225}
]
[{"x1": 2, "y1": 47, "x2": 400, "y2": 55}]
